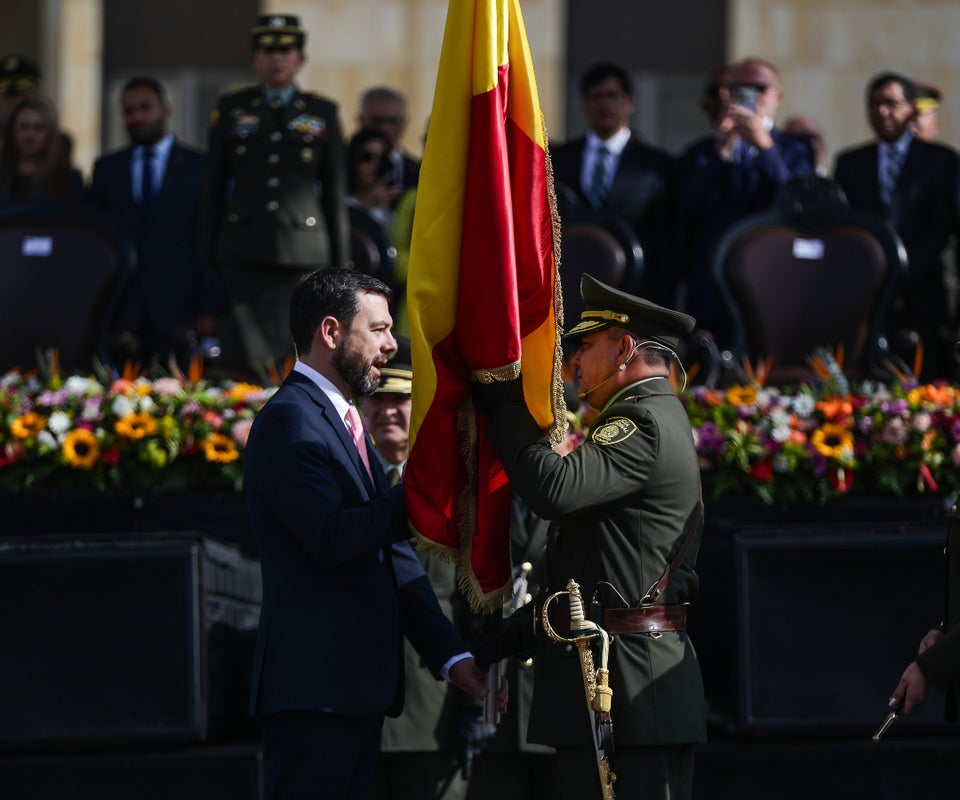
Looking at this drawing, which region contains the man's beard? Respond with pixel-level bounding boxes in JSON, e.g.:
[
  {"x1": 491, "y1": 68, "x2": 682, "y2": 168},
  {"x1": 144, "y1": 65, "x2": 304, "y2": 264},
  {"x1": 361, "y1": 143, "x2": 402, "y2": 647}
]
[{"x1": 333, "y1": 336, "x2": 378, "y2": 397}]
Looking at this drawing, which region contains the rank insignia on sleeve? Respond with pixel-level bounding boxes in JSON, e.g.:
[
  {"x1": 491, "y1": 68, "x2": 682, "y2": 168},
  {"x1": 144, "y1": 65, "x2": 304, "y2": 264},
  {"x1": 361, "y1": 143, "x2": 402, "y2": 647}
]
[{"x1": 591, "y1": 417, "x2": 637, "y2": 445}]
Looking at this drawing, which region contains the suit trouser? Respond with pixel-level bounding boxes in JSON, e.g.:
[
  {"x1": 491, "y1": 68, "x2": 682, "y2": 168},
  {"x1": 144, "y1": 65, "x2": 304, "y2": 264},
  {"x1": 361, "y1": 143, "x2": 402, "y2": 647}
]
[
  {"x1": 554, "y1": 743, "x2": 695, "y2": 800},
  {"x1": 219, "y1": 261, "x2": 311, "y2": 377},
  {"x1": 261, "y1": 710, "x2": 384, "y2": 800}
]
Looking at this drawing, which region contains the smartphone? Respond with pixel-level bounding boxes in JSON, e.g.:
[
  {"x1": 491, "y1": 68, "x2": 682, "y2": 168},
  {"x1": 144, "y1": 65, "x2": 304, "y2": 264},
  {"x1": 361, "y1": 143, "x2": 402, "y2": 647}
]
[{"x1": 731, "y1": 84, "x2": 761, "y2": 112}]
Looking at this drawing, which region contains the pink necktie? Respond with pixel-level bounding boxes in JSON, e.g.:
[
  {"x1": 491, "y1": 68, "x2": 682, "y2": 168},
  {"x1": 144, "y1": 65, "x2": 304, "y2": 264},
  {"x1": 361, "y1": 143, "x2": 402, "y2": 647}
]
[{"x1": 345, "y1": 405, "x2": 373, "y2": 480}]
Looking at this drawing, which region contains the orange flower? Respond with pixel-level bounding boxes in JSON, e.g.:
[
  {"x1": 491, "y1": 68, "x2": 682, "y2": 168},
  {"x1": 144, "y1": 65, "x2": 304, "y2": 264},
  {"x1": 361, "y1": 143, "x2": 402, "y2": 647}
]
[
  {"x1": 725, "y1": 385, "x2": 757, "y2": 406},
  {"x1": 226, "y1": 382, "x2": 262, "y2": 403},
  {"x1": 10, "y1": 412, "x2": 47, "y2": 439},
  {"x1": 202, "y1": 433, "x2": 239, "y2": 463},
  {"x1": 115, "y1": 412, "x2": 158, "y2": 439},
  {"x1": 815, "y1": 397, "x2": 854, "y2": 422}
]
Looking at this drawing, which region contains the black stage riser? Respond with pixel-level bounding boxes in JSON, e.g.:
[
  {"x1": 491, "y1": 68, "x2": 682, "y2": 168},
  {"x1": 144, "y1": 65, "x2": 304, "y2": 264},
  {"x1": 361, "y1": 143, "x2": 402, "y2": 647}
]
[{"x1": 0, "y1": 534, "x2": 261, "y2": 748}]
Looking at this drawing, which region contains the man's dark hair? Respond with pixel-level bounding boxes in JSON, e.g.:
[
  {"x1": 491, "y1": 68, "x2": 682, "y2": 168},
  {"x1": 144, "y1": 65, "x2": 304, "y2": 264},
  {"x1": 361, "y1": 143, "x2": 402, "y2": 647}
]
[
  {"x1": 289, "y1": 268, "x2": 392, "y2": 355},
  {"x1": 866, "y1": 72, "x2": 916, "y2": 105},
  {"x1": 579, "y1": 62, "x2": 633, "y2": 97},
  {"x1": 122, "y1": 76, "x2": 167, "y2": 104}
]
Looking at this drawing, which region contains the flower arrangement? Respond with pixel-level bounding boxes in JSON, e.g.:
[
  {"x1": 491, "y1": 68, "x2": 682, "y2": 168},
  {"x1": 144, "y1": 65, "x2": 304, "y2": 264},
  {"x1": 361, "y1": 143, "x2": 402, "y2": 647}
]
[
  {"x1": 0, "y1": 362, "x2": 275, "y2": 493},
  {"x1": 4, "y1": 352, "x2": 960, "y2": 506},
  {"x1": 683, "y1": 377, "x2": 960, "y2": 506}
]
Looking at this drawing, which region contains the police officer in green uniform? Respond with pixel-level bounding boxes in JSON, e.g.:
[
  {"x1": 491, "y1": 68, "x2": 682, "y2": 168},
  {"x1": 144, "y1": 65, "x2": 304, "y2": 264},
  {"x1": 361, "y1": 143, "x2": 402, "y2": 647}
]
[
  {"x1": 472, "y1": 274, "x2": 706, "y2": 800},
  {"x1": 203, "y1": 14, "x2": 348, "y2": 376}
]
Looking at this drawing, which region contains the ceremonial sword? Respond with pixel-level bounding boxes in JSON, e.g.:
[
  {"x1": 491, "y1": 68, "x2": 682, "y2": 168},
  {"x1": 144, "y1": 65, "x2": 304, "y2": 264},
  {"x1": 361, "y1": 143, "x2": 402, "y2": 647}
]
[{"x1": 542, "y1": 578, "x2": 616, "y2": 800}]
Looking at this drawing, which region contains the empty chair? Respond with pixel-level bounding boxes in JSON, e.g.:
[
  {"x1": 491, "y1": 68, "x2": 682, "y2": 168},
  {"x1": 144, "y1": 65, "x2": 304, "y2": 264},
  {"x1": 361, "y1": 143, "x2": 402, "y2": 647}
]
[
  {"x1": 710, "y1": 176, "x2": 907, "y2": 385},
  {"x1": 557, "y1": 193, "x2": 644, "y2": 328},
  {"x1": 0, "y1": 203, "x2": 136, "y2": 373}
]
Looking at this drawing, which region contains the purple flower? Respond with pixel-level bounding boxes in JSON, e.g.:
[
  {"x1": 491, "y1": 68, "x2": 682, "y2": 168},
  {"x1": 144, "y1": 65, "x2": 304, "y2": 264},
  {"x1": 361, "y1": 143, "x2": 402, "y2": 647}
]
[{"x1": 695, "y1": 422, "x2": 726, "y2": 454}]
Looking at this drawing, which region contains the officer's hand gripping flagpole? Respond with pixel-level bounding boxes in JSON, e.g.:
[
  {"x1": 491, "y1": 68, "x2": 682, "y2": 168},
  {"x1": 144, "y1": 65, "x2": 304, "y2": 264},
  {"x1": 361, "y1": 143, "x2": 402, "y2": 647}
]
[{"x1": 542, "y1": 578, "x2": 616, "y2": 800}]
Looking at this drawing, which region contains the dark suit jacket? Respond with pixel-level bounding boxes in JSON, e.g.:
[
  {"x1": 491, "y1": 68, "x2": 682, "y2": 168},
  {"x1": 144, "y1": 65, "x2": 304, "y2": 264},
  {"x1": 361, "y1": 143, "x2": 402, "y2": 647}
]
[
  {"x1": 485, "y1": 377, "x2": 706, "y2": 746},
  {"x1": 551, "y1": 134, "x2": 675, "y2": 304},
  {"x1": 678, "y1": 128, "x2": 815, "y2": 339},
  {"x1": 244, "y1": 370, "x2": 465, "y2": 719},
  {"x1": 202, "y1": 85, "x2": 349, "y2": 269},
  {"x1": 833, "y1": 138, "x2": 960, "y2": 376},
  {"x1": 90, "y1": 141, "x2": 208, "y2": 351}
]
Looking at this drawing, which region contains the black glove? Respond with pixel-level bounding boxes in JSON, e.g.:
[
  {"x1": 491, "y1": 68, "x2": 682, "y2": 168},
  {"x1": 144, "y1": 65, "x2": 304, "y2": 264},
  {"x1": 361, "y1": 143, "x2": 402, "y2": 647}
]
[
  {"x1": 469, "y1": 613, "x2": 524, "y2": 670},
  {"x1": 471, "y1": 374, "x2": 524, "y2": 414}
]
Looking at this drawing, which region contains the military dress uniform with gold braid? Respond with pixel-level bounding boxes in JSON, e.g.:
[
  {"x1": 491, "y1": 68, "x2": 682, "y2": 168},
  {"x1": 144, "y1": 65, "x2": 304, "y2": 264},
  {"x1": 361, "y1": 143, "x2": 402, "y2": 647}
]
[
  {"x1": 203, "y1": 82, "x2": 348, "y2": 373},
  {"x1": 476, "y1": 276, "x2": 706, "y2": 800}
]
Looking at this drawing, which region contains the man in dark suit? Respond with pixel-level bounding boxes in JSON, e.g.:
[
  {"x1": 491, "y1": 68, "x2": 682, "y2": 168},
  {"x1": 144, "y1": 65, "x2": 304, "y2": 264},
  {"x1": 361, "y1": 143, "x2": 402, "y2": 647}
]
[
  {"x1": 245, "y1": 268, "x2": 494, "y2": 800},
  {"x1": 678, "y1": 57, "x2": 815, "y2": 345},
  {"x1": 833, "y1": 72, "x2": 960, "y2": 381},
  {"x1": 90, "y1": 76, "x2": 212, "y2": 367},
  {"x1": 358, "y1": 86, "x2": 420, "y2": 194},
  {"x1": 203, "y1": 14, "x2": 349, "y2": 377},
  {"x1": 551, "y1": 62, "x2": 675, "y2": 306},
  {"x1": 472, "y1": 275, "x2": 706, "y2": 800}
]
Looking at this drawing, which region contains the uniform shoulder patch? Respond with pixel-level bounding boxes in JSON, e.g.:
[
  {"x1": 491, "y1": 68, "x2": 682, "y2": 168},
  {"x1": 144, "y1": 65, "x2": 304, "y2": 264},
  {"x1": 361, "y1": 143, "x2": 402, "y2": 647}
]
[{"x1": 591, "y1": 416, "x2": 638, "y2": 445}]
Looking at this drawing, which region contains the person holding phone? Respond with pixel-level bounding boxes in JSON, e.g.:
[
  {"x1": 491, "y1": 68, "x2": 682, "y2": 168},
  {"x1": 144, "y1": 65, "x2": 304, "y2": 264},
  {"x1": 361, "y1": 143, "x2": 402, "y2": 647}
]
[
  {"x1": 677, "y1": 57, "x2": 815, "y2": 347},
  {"x1": 347, "y1": 127, "x2": 401, "y2": 232}
]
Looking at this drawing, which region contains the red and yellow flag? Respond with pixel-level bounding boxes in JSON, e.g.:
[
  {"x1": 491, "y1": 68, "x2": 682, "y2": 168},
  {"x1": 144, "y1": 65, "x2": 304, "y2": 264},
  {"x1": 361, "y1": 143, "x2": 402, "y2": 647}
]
[{"x1": 405, "y1": 0, "x2": 564, "y2": 611}]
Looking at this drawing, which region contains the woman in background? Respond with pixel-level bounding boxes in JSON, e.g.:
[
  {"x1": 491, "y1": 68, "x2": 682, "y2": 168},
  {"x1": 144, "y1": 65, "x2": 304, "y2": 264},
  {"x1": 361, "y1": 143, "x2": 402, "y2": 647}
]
[{"x1": 0, "y1": 95, "x2": 83, "y2": 204}]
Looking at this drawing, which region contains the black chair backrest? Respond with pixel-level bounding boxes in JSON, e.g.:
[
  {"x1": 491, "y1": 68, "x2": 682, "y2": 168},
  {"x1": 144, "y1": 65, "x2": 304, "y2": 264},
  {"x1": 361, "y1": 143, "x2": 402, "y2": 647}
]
[
  {"x1": 712, "y1": 176, "x2": 907, "y2": 383},
  {"x1": 0, "y1": 203, "x2": 136, "y2": 373},
  {"x1": 557, "y1": 198, "x2": 644, "y2": 327}
]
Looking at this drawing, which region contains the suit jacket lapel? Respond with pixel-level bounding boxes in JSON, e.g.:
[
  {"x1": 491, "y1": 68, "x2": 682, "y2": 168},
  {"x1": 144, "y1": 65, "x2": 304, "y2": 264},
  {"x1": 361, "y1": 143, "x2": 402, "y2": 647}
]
[{"x1": 286, "y1": 372, "x2": 376, "y2": 495}]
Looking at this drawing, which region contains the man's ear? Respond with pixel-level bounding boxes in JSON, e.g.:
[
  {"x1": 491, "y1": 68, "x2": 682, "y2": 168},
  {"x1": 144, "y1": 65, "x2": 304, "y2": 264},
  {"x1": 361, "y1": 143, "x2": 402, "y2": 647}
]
[{"x1": 316, "y1": 316, "x2": 341, "y2": 351}]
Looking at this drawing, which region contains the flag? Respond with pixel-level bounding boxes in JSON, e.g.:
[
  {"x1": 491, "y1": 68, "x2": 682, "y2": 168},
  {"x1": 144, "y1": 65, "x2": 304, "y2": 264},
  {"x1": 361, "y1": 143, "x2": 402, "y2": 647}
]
[{"x1": 404, "y1": 0, "x2": 565, "y2": 612}]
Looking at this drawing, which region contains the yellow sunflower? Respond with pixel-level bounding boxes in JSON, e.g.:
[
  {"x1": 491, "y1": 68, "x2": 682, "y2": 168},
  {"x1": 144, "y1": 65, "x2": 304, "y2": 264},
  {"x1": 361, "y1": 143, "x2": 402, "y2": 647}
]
[
  {"x1": 226, "y1": 382, "x2": 262, "y2": 403},
  {"x1": 202, "y1": 433, "x2": 239, "y2": 463},
  {"x1": 811, "y1": 423, "x2": 854, "y2": 458},
  {"x1": 114, "y1": 412, "x2": 158, "y2": 439},
  {"x1": 63, "y1": 429, "x2": 100, "y2": 469},
  {"x1": 725, "y1": 385, "x2": 757, "y2": 406},
  {"x1": 10, "y1": 412, "x2": 47, "y2": 439}
]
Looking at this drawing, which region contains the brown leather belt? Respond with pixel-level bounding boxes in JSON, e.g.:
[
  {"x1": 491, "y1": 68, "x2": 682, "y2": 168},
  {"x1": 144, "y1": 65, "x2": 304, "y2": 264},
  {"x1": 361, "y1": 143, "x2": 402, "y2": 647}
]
[{"x1": 601, "y1": 605, "x2": 687, "y2": 635}]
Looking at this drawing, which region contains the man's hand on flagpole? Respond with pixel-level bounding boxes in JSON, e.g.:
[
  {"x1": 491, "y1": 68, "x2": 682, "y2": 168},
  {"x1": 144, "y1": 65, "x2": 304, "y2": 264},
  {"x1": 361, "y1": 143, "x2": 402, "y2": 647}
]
[{"x1": 449, "y1": 657, "x2": 509, "y2": 715}]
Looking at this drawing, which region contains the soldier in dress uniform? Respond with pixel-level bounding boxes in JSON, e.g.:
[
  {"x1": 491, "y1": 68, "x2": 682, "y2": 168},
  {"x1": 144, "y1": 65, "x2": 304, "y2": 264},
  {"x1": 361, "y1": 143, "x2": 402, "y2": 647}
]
[
  {"x1": 472, "y1": 275, "x2": 706, "y2": 800},
  {"x1": 202, "y1": 14, "x2": 348, "y2": 377}
]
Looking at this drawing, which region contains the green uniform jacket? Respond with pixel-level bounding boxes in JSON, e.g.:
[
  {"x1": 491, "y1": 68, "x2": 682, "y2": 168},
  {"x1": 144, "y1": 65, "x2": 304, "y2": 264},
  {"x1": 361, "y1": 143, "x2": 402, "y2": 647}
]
[
  {"x1": 202, "y1": 85, "x2": 348, "y2": 269},
  {"x1": 917, "y1": 499, "x2": 960, "y2": 721},
  {"x1": 486, "y1": 376, "x2": 707, "y2": 747}
]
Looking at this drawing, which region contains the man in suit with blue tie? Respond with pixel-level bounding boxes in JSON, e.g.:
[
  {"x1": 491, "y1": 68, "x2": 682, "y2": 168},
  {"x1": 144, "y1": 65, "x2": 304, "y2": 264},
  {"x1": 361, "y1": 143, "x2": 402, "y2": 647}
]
[
  {"x1": 551, "y1": 62, "x2": 676, "y2": 307},
  {"x1": 244, "y1": 268, "x2": 496, "y2": 800},
  {"x1": 678, "y1": 58, "x2": 815, "y2": 346},
  {"x1": 834, "y1": 72, "x2": 960, "y2": 381},
  {"x1": 90, "y1": 76, "x2": 214, "y2": 368}
]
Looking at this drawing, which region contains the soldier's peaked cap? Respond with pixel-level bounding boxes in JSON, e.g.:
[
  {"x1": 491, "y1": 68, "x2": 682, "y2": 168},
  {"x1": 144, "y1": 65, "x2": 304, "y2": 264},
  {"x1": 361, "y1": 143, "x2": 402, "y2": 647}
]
[
  {"x1": 0, "y1": 55, "x2": 40, "y2": 94},
  {"x1": 251, "y1": 14, "x2": 306, "y2": 49},
  {"x1": 563, "y1": 274, "x2": 696, "y2": 349},
  {"x1": 375, "y1": 335, "x2": 412, "y2": 395}
]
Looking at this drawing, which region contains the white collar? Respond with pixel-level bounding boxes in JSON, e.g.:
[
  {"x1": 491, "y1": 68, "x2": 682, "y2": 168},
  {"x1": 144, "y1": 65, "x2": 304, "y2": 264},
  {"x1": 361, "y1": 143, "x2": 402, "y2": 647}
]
[
  {"x1": 293, "y1": 360, "x2": 352, "y2": 427},
  {"x1": 586, "y1": 126, "x2": 631, "y2": 156}
]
